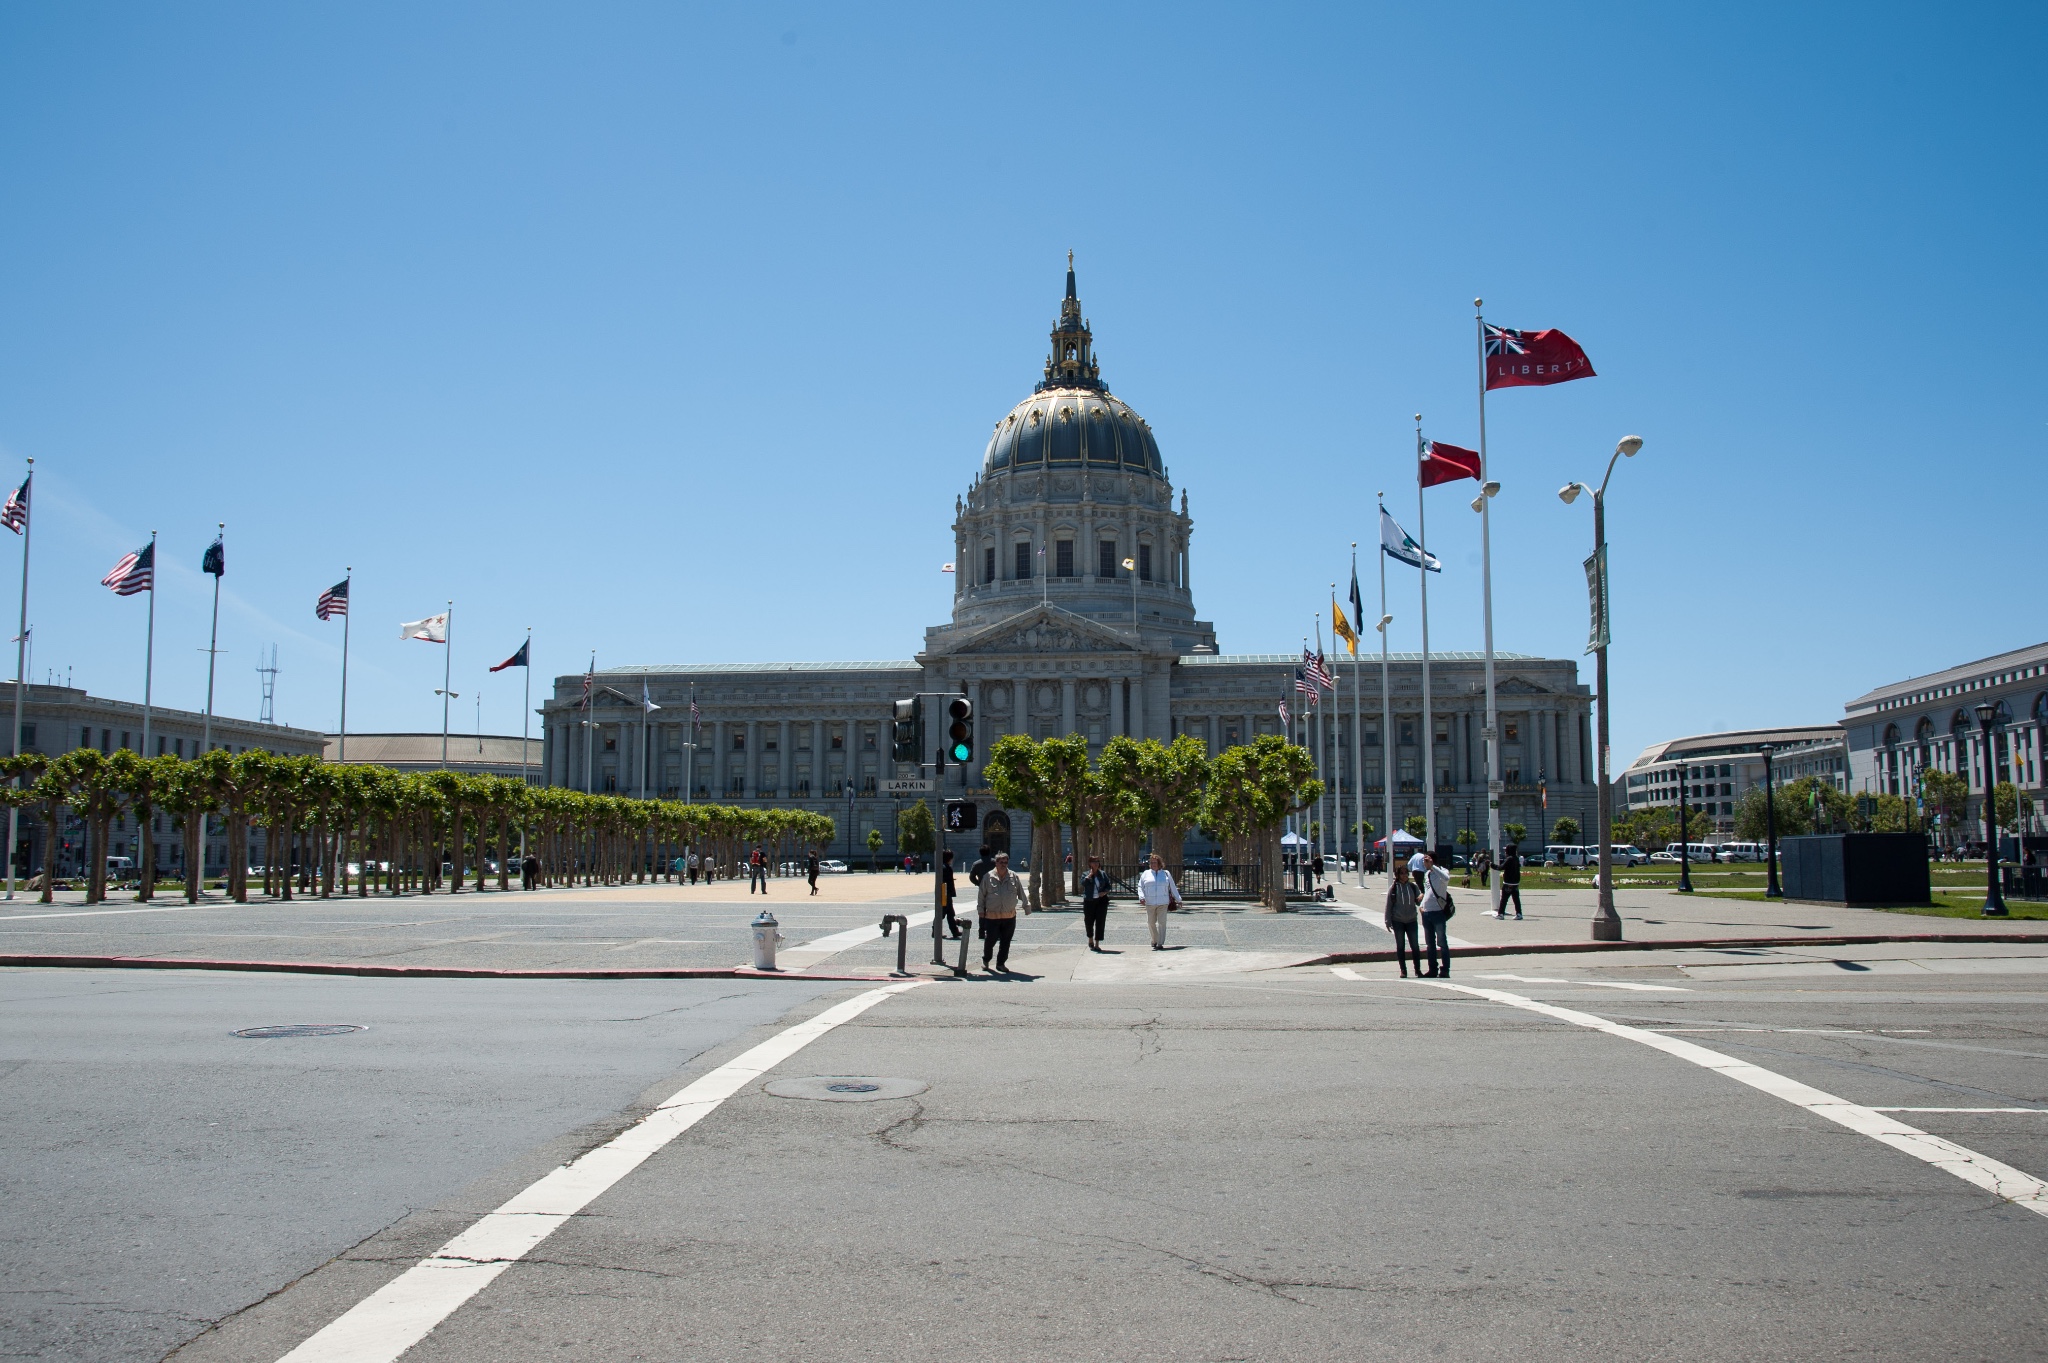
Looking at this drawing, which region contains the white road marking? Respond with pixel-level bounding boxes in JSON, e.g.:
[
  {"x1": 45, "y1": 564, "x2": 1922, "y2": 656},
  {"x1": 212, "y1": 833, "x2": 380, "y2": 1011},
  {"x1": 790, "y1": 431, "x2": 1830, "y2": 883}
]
[
  {"x1": 1330, "y1": 967, "x2": 1364, "y2": 981},
  {"x1": 0, "y1": 903, "x2": 207, "y2": 923},
  {"x1": 1873, "y1": 1107, "x2": 2048, "y2": 1114},
  {"x1": 776, "y1": 910, "x2": 936, "y2": 970},
  {"x1": 1473, "y1": 972, "x2": 1688, "y2": 993},
  {"x1": 1430, "y1": 981, "x2": 2048, "y2": 1218},
  {"x1": 274, "y1": 980, "x2": 928, "y2": 1363}
]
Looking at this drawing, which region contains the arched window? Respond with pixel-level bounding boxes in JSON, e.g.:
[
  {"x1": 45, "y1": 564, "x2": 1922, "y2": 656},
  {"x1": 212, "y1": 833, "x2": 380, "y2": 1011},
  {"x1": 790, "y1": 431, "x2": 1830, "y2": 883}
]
[
  {"x1": 2035, "y1": 692, "x2": 2048, "y2": 724},
  {"x1": 1951, "y1": 710, "x2": 1971, "y2": 737},
  {"x1": 1882, "y1": 722, "x2": 1900, "y2": 747}
]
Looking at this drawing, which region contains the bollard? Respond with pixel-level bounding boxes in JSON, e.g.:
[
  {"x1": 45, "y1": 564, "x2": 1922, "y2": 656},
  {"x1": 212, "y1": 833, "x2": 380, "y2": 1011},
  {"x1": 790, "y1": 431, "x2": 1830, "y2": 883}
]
[
  {"x1": 750, "y1": 910, "x2": 783, "y2": 971},
  {"x1": 878, "y1": 913, "x2": 909, "y2": 976},
  {"x1": 931, "y1": 903, "x2": 954, "y2": 966},
  {"x1": 954, "y1": 916, "x2": 974, "y2": 977}
]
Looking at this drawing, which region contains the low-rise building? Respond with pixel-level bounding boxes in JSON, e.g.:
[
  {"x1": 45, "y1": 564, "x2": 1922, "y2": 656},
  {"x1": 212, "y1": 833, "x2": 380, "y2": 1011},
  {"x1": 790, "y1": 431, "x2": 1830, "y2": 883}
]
[
  {"x1": 1622, "y1": 725, "x2": 1847, "y2": 836},
  {"x1": 1841, "y1": 641, "x2": 2048, "y2": 832},
  {"x1": 2, "y1": 683, "x2": 326, "y2": 877},
  {"x1": 324, "y1": 733, "x2": 542, "y2": 783}
]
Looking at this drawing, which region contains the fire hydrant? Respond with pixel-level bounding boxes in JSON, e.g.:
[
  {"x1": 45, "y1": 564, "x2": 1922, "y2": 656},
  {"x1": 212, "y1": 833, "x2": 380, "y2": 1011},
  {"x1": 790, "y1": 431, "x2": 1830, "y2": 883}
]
[{"x1": 750, "y1": 910, "x2": 784, "y2": 971}]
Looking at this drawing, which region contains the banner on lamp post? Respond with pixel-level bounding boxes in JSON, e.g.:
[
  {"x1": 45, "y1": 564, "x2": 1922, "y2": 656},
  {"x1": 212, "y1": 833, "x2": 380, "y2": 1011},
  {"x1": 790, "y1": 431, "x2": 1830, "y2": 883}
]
[{"x1": 1583, "y1": 545, "x2": 1609, "y2": 654}]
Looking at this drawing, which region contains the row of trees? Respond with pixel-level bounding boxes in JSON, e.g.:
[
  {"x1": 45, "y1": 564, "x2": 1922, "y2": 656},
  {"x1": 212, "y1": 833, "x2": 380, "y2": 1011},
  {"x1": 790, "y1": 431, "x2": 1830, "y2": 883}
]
[
  {"x1": 976, "y1": 733, "x2": 1321, "y2": 911},
  {"x1": 1730, "y1": 772, "x2": 2031, "y2": 847},
  {"x1": 0, "y1": 748, "x2": 835, "y2": 905}
]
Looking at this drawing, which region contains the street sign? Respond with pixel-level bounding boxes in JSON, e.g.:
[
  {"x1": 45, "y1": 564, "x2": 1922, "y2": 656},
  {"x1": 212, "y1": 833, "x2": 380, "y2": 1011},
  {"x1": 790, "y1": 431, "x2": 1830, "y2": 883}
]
[{"x1": 881, "y1": 778, "x2": 934, "y2": 795}]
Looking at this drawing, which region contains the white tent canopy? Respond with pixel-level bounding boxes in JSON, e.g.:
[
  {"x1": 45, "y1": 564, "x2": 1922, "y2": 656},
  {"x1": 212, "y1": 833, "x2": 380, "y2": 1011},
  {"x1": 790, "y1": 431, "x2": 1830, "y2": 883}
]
[
  {"x1": 1280, "y1": 832, "x2": 1312, "y2": 847},
  {"x1": 1374, "y1": 829, "x2": 1427, "y2": 850}
]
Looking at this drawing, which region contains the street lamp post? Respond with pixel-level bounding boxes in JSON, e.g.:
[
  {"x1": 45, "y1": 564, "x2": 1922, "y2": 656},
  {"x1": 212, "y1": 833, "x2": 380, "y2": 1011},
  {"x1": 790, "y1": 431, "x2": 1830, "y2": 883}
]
[
  {"x1": 1761, "y1": 744, "x2": 1782, "y2": 897},
  {"x1": 1678, "y1": 768, "x2": 1694, "y2": 893},
  {"x1": 1976, "y1": 702, "x2": 2008, "y2": 917},
  {"x1": 1558, "y1": 434, "x2": 1642, "y2": 941}
]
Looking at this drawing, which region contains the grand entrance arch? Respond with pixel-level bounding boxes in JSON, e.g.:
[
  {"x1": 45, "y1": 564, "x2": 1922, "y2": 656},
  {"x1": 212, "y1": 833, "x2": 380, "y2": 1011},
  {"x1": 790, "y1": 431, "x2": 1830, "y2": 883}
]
[{"x1": 981, "y1": 809, "x2": 1012, "y2": 858}]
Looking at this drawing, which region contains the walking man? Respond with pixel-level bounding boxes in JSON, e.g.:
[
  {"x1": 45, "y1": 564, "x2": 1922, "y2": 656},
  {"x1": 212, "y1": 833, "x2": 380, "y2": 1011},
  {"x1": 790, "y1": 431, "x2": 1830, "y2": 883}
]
[
  {"x1": 1418, "y1": 851, "x2": 1453, "y2": 978},
  {"x1": 938, "y1": 849, "x2": 961, "y2": 937},
  {"x1": 805, "y1": 849, "x2": 820, "y2": 897},
  {"x1": 1080, "y1": 854, "x2": 1112, "y2": 951},
  {"x1": 976, "y1": 850, "x2": 1021, "y2": 973},
  {"x1": 1137, "y1": 852, "x2": 1182, "y2": 951},
  {"x1": 748, "y1": 845, "x2": 767, "y2": 895},
  {"x1": 968, "y1": 843, "x2": 994, "y2": 889},
  {"x1": 520, "y1": 852, "x2": 539, "y2": 892},
  {"x1": 1495, "y1": 843, "x2": 1523, "y2": 920}
]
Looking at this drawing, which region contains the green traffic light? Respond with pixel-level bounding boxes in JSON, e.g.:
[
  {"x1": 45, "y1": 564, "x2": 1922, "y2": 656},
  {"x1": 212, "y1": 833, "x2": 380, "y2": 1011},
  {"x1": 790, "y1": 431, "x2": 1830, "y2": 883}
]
[{"x1": 950, "y1": 741, "x2": 971, "y2": 762}]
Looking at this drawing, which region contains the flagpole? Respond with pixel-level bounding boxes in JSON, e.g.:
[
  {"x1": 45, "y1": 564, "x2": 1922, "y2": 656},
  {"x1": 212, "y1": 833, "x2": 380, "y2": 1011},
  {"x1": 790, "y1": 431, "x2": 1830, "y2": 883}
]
[
  {"x1": 685, "y1": 682, "x2": 695, "y2": 803},
  {"x1": 1476, "y1": 298, "x2": 1502, "y2": 911},
  {"x1": 583, "y1": 652, "x2": 595, "y2": 795},
  {"x1": 7, "y1": 460, "x2": 31, "y2": 900},
  {"x1": 1314, "y1": 614, "x2": 1327, "y2": 883},
  {"x1": 1348, "y1": 554, "x2": 1363, "y2": 882},
  {"x1": 1378, "y1": 511, "x2": 1392, "y2": 871},
  {"x1": 338, "y1": 570, "x2": 352, "y2": 762},
  {"x1": 1415, "y1": 419, "x2": 1435, "y2": 852},
  {"x1": 142, "y1": 531, "x2": 157, "y2": 759},
  {"x1": 202, "y1": 524, "x2": 222, "y2": 754},
  {"x1": 440, "y1": 601, "x2": 452, "y2": 769},
  {"x1": 521, "y1": 628, "x2": 531, "y2": 787}
]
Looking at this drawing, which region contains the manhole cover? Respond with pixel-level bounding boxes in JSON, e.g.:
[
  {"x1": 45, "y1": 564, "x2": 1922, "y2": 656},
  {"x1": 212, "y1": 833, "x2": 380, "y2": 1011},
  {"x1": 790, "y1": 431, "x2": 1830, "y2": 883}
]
[
  {"x1": 232, "y1": 1024, "x2": 367, "y2": 1039},
  {"x1": 763, "y1": 1075, "x2": 928, "y2": 1103}
]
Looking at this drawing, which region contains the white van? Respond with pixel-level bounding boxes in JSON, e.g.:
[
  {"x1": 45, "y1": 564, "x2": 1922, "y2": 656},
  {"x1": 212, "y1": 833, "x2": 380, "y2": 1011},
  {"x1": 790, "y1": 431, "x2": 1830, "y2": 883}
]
[
  {"x1": 1545, "y1": 844, "x2": 1592, "y2": 867},
  {"x1": 1663, "y1": 842, "x2": 1719, "y2": 863},
  {"x1": 1716, "y1": 842, "x2": 1764, "y2": 862}
]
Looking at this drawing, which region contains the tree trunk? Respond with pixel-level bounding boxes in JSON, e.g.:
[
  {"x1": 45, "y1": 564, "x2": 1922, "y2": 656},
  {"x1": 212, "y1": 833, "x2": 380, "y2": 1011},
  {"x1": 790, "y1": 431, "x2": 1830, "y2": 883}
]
[{"x1": 137, "y1": 811, "x2": 155, "y2": 902}]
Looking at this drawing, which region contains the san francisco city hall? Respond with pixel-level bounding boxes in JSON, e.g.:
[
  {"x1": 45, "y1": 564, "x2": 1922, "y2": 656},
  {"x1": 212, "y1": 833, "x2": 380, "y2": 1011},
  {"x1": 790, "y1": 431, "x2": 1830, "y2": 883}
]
[{"x1": 540, "y1": 265, "x2": 1596, "y2": 861}]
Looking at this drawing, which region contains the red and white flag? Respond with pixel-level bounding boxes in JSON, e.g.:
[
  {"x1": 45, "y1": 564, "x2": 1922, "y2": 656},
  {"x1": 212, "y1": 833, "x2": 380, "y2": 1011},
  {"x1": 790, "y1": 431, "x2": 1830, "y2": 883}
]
[
  {"x1": 1419, "y1": 439, "x2": 1482, "y2": 488},
  {"x1": 1484, "y1": 323, "x2": 1594, "y2": 390}
]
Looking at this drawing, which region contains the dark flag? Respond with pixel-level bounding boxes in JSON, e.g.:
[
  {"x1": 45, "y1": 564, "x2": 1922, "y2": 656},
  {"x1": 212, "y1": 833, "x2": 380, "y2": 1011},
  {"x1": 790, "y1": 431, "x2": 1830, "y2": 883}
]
[
  {"x1": 1348, "y1": 565, "x2": 1366, "y2": 650},
  {"x1": 490, "y1": 641, "x2": 529, "y2": 673},
  {"x1": 1419, "y1": 439, "x2": 1482, "y2": 487},
  {"x1": 1, "y1": 475, "x2": 28, "y2": 534},
  {"x1": 1483, "y1": 323, "x2": 1595, "y2": 390},
  {"x1": 202, "y1": 537, "x2": 225, "y2": 577},
  {"x1": 100, "y1": 541, "x2": 154, "y2": 596},
  {"x1": 316, "y1": 579, "x2": 349, "y2": 620}
]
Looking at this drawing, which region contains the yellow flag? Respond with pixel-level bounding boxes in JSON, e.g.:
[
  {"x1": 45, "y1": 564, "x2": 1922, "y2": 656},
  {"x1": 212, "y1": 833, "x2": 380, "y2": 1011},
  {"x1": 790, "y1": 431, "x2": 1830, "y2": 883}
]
[{"x1": 1332, "y1": 596, "x2": 1360, "y2": 656}]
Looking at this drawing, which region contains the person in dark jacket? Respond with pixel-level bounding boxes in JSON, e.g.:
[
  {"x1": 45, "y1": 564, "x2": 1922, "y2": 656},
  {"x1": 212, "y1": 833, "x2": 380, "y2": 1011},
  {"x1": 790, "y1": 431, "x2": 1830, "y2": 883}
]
[
  {"x1": 805, "y1": 850, "x2": 820, "y2": 897},
  {"x1": 520, "y1": 853, "x2": 540, "y2": 891},
  {"x1": 1384, "y1": 862, "x2": 1421, "y2": 978},
  {"x1": 1495, "y1": 844, "x2": 1523, "y2": 920},
  {"x1": 1079, "y1": 854, "x2": 1113, "y2": 951},
  {"x1": 937, "y1": 849, "x2": 961, "y2": 937},
  {"x1": 968, "y1": 845, "x2": 994, "y2": 888}
]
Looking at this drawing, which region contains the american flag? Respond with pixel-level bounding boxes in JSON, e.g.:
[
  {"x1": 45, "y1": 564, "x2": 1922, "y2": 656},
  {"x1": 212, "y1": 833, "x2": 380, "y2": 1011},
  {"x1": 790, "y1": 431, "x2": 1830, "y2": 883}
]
[
  {"x1": 316, "y1": 578, "x2": 349, "y2": 620},
  {"x1": 1304, "y1": 648, "x2": 1335, "y2": 693},
  {"x1": 1294, "y1": 666, "x2": 1318, "y2": 703},
  {"x1": 0, "y1": 475, "x2": 27, "y2": 535},
  {"x1": 1278, "y1": 699, "x2": 1291, "y2": 727},
  {"x1": 100, "y1": 541, "x2": 154, "y2": 596}
]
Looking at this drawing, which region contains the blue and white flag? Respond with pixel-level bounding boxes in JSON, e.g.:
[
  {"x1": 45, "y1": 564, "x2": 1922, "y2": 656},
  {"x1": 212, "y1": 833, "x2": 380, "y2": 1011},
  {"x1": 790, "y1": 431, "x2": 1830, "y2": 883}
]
[{"x1": 1379, "y1": 506, "x2": 1440, "y2": 573}]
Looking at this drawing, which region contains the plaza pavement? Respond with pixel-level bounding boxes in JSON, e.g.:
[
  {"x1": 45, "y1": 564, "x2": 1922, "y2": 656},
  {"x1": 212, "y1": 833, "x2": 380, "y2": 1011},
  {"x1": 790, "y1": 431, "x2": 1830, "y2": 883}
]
[{"x1": 5, "y1": 873, "x2": 2047, "y2": 1361}]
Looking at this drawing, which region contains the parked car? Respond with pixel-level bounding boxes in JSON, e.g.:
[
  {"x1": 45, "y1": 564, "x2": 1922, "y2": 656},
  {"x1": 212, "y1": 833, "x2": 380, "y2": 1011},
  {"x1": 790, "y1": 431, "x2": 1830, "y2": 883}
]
[
  {"x1": 1186, "y1": 855, "x2": 1225, "y2": 872},
  {"x1": 1650, "y1": 850, "x2": 1681, "y2": 864},
  {"x1": 820, "y1": 858, "x2": 848, "y2": 874}
]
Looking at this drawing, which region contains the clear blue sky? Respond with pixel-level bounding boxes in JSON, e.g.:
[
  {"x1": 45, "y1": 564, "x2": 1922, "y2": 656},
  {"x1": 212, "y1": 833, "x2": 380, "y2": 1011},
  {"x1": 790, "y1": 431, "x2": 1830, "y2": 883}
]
[{"x1": 0, "y1": 3, "x2": 2040, "y2": 766}]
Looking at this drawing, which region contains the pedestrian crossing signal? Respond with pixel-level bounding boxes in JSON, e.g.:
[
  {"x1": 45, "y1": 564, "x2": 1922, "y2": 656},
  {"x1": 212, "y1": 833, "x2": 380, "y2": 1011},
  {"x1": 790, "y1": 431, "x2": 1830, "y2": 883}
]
[
  {"x1": 944, "y1": 799, "x2": 977, "y2": 831},
  {"x1": 890, "y1": 698, "x2": 922, "y2": 763},
  {"x1": 946, "y1": 697, "x2": 973, "y2": 763}
]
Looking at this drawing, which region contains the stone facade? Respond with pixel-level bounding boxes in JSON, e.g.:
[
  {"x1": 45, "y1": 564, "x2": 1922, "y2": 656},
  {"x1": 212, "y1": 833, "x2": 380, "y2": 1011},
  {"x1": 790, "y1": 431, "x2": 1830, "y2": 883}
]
[{"x1": 539, "y1": 265, "x2": 1596, "y2": 863}]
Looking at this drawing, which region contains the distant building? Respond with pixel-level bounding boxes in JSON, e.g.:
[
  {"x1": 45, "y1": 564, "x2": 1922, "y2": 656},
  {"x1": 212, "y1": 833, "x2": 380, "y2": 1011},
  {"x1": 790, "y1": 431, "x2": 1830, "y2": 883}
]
[
  {"x1": 324, "y1": 733, "x2": 541, "y2": 782},
  {"x1": 2, "y1": 683, "x2": 326, "y2": 876},
  {"x1": 1842, "y1": 641, "x2": 2047, "y2": 829},
  {"x1": 1622, "y1": 725, "x2": 1847, "y2": 836}
]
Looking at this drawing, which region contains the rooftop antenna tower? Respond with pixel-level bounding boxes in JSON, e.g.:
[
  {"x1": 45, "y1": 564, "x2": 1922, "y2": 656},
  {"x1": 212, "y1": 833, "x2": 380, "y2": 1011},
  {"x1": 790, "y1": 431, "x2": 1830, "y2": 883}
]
[{"x1": 257, "y1": 644, "x2": 279, "y2": 725}]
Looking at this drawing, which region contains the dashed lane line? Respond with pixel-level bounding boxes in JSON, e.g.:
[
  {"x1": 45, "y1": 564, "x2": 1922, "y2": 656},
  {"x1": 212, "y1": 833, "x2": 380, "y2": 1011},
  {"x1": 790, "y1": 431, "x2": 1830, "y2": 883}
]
[
  {"x1": 273, "y1": 980, "x2": 928, "y2": 1363},
  {"x1": 1426, "y1": 980, "x2": 2048, "y2": 1218}
]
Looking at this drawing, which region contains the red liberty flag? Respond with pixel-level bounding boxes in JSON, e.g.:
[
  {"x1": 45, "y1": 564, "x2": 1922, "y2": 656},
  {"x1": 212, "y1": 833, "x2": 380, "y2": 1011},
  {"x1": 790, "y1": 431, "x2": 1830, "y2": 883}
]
[
  {"x1": 1484, "y1": 322, "x2": 1594, "y2": 390},
  {"x1": 1418, "y1": 439, "x2": 1482, "y2": 488}
]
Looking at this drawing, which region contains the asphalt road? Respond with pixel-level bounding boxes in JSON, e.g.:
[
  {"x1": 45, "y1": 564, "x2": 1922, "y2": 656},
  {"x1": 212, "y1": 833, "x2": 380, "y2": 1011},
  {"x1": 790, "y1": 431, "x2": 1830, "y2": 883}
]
[
  {"x1": 153, "y1": 961, "x2": 2048, "y2": 1363},
  {"x1": 0, "y1": 968, "x2": 837, "y2": 1363}
]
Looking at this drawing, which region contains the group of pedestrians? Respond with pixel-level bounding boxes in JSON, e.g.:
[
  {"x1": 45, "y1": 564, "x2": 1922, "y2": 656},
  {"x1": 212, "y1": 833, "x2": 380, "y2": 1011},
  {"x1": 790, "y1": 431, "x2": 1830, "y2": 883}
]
[{"x1": 1383, "y1": 850, "x2": 1455, "y2": 978}]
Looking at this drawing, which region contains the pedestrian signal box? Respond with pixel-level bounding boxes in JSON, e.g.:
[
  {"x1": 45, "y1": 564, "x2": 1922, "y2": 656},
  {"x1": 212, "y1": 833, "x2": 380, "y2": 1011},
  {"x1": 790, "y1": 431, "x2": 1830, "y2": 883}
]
[
  {"x1": 890, "y1": 698, "x2": 922, "y2": 763},
  {"x1": 945, "y1": 696, "x2": 973, "y2": 763},
  {"x1": 944, "y1": 799, "x2": 978, "y2": 832}
]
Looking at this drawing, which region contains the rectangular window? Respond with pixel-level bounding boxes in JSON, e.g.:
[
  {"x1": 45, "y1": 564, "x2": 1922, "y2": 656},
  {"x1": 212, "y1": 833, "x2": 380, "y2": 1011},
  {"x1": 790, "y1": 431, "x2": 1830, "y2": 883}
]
[
  {"x1": 829, "y1": 725, "x2": 844, "y2": 750},
  {"x1": 1138, "y1": 544, "x2": 1152, "y2": 581},
  {"x1": 604, "y1": 733, "x2": 617, "y2": 751},
  {"x1": 1099, "y1": 540, "x2": 1117, "y2": 578},
  {"x1": 1056, "y1": 539, "x2": 1074, "y2": 577},
  {"x1": 1504, "y1": 721, "x2": 1519, "y2": 742},
  {"x1": 1399, "y1": 721, "x2": 1415, "y2": 745},
  {"x1": 100, "y1": 729, "x2": 110, "y2": 754},
  {"x1": 120, "y1": 732, "x2": 130, "y2": 751},
  {"x1": 1015, "y1": 542, "x2": 1032, "y2": 580},
  {"x1": 18, "y1": 723, "x2": 32, "y2": 750},
  {"x1": 156, "y1": 737, "x2": 165, "y2": 756},
  {"x1": 731, "y1": 732, "x2": 745, "y2": 751},
  {"x1": 862, "y1": 725, "x2": 876, "y2": 751},
  {"x1": 764, "y1": 735, "x2": 777, "y2": 751},
  {"x1": 984, "y1": 546, "x2": 995, "y2": 584},
  {"x1": 1225, "y1": 724, "x2": 1241, "y2": 745}
]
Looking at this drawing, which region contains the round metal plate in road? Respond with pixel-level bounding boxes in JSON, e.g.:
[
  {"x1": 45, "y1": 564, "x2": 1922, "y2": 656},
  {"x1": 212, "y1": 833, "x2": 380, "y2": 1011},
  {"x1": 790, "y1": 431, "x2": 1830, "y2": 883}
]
[
  {"x1": 231, "y1": 1024, "x2": 368, "y2": 1039},
  {"x1": 763, "y1": 1075, "x2": 928, "y2": 1102}
]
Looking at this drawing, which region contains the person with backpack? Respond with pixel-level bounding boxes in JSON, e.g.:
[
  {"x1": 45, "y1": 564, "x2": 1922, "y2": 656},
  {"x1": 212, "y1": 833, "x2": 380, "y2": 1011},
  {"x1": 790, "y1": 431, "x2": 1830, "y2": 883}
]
[
  {"x1": 1384, "y1": 861, "x2": 1421, "y2": 978},
  {"x1": 748, "y1": 846, "x2": 767, "y2": 895},
  {"x1": 1495, "y1": 844, "x2": 1523, "y2": 920},
  {"x1": 1418, "y1": 851, "x2": 1454, "y2": 978}
]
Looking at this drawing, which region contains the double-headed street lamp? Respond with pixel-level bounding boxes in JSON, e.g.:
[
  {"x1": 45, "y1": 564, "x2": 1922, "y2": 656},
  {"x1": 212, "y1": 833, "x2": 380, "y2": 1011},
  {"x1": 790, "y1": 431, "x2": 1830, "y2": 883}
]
[
  {"x1": 1678, "y1": 768, "x2": 1694, "y2": 893},
  {"x1": 1975, "y1": 701, "x2": 2009, "y2": 917},
  {"x1": 1559, "y1": 433, "x2": 1643, "y2": 942},
  {"x1": 1760, "y1": 743, "x2": 1783, "y2": 898}
]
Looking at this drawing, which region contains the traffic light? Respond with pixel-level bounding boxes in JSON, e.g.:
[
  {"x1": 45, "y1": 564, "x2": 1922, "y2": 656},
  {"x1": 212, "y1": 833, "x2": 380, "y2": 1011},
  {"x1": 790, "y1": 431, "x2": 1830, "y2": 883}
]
[
  {"x1": 945, "y1": 696, "x2": 973, "y2": 764},
  {"x1": 890, "y1": 698, "x2": 922, "y2": 763},
  {"x1": 944, "y1": 799, "x2": 978, "y2": 832}
]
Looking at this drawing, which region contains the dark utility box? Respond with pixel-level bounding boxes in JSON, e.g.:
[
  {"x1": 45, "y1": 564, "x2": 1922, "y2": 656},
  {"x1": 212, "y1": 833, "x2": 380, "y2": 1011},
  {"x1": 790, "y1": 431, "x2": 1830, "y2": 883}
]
[{"x1": 1779, "y1": 833, "x2": 1931, "y2": 906}]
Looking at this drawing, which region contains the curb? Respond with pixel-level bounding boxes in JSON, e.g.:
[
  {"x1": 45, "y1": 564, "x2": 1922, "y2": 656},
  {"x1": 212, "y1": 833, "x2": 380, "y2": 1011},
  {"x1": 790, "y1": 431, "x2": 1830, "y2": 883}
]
[
  {"x1": 0, "y1": 953, "x2": 889, "y2": 983},
  {"x1": 1298, "y1": 931, "x2": 2048, "y2": 968}
]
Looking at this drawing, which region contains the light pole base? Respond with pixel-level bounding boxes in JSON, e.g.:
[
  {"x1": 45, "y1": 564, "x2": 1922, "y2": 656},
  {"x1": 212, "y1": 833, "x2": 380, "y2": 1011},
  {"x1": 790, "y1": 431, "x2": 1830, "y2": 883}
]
[
  {"x1": 1982, "y1": 901, "x2": 2009, "y2": 917},
  {"x1": 1591, "y1": 916, "x2": 1623, "y2": 942}
]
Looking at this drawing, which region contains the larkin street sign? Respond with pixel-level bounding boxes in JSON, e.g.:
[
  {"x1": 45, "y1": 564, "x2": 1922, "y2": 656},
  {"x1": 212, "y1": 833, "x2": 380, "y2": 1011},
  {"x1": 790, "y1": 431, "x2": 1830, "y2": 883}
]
[{"x1": 881, "y1": 778, "x2": 935, "y2": 795}]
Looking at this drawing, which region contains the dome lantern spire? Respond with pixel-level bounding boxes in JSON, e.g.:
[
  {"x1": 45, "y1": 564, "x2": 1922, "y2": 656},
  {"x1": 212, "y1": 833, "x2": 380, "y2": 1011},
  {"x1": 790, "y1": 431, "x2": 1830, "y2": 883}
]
[{"x1": 1041, "y1": 253, "x2": 1103, "y2": 392}]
